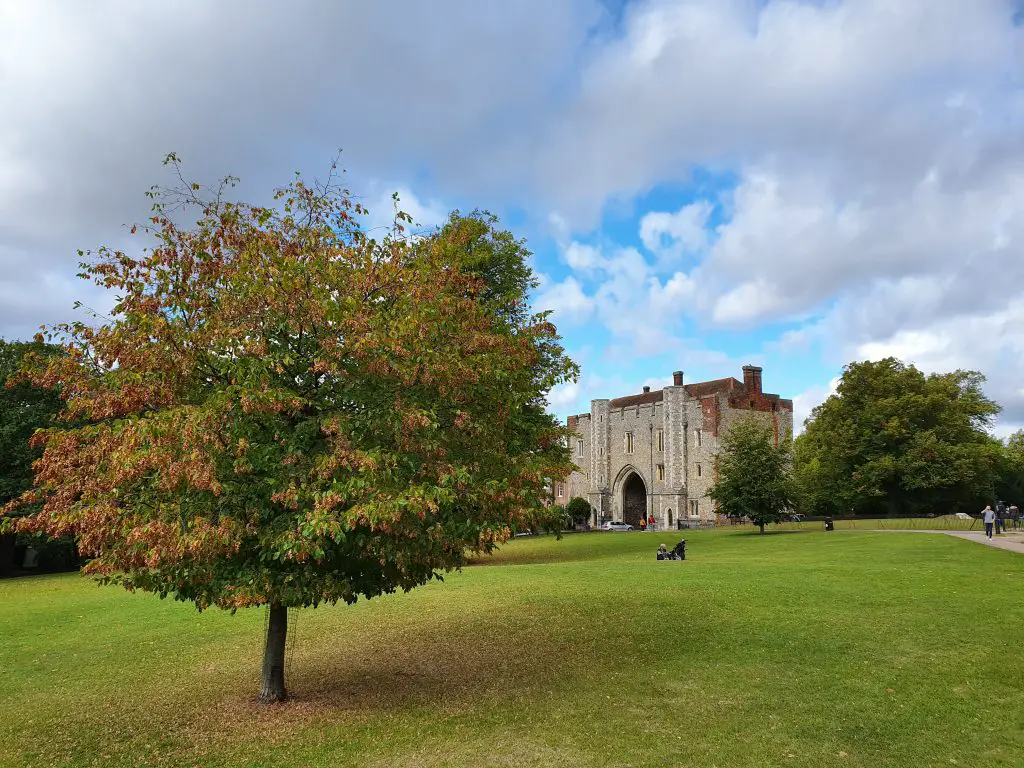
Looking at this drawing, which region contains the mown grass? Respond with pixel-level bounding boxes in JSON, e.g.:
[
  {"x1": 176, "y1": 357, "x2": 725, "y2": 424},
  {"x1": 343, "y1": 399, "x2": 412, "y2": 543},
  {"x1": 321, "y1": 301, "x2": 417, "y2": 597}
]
[{"x1": 2, "y1": 529, "x2": 1023, "y2": 767}]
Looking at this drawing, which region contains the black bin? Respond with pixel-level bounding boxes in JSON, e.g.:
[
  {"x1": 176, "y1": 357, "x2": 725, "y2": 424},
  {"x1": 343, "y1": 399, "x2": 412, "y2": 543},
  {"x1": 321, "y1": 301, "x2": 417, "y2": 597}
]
[{"x1": 824, "y1": 518, "x2": 834, "y2": 532}]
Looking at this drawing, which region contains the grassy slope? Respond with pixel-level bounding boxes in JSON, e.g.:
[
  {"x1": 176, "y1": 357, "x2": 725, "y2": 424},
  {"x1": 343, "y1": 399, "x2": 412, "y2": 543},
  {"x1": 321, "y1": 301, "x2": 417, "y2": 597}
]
[{"x1": 2, "y1": 530, "x2": 1023, "y2": 767}]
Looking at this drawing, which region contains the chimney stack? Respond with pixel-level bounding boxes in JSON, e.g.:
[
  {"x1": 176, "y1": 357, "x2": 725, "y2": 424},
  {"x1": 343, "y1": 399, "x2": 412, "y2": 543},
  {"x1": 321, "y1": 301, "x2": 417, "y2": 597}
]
[
  {"x1": 672, "y1": 370, "x2": 684, "y2": 386},
  {"x1": 642, "y1": 386, "x2": 650, "y2": 393},
  {"x1": 742, "y1": 365, "x2": 763, "y2": 394}
]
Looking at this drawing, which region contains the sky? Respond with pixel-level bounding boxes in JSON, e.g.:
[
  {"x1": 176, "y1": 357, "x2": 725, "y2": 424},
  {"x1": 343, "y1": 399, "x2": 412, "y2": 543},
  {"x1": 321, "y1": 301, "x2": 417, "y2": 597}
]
[{"x1": 2, "y1": 0, "x2": 1023, "y2": 435}]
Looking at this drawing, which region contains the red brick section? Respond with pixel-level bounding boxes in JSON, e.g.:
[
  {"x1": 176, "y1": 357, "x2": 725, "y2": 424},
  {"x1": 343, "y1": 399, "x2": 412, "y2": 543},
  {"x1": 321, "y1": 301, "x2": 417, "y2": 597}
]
[
  {"x1": 684, "y1": 377, "x2": 742, "y2": 399},
  {"x1": 609, "y1": 390, "x2": 665, "y2": 408},
  {"x1": 567, "y1": 415, "x2": 578, "y2": 430},
  {"x1": 700, "y1": 396, "x2": 721, "y2": 437}
]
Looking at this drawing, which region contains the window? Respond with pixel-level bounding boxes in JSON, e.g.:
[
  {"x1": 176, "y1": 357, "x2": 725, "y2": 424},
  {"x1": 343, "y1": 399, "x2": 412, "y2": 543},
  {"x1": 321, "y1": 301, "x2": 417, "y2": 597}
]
[
  {"x1": 657, "y1": 429, "x2": 664, "y2": 452},
  {"x1": 690, "y1": 500, "x2": 699, "y2": 517},
  {"x1": 667, "y1": 508, "x2": 673, "y2": 525},
  {"x1": 697, "y1": 463, "x2": 702, "y2": 478},
  {"x1": 557, "y1": 483, "x2": 564, "y2": 497},
  {"x1": 657, "y1": 464, "x2": 665, "y2": 481},
  {"x1": 577, "y1": 439, "x2": 584, "y2": 457},
  {"x1": 695, "y1": 429, "x2": 702, "y2": 447},
  {"x1": 625, "y1": 432, "x2": 634, "y2": 454}
]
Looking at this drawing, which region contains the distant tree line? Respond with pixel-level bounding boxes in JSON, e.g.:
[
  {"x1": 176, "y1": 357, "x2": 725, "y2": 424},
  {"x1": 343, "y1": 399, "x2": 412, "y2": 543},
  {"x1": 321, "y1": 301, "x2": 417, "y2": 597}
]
[
  {"x1": 0, "y1": 339, "x2": 79, "y2": 575},
  {"x1": 793, "y1": 358, "x2": 1021, "y2": 517}
]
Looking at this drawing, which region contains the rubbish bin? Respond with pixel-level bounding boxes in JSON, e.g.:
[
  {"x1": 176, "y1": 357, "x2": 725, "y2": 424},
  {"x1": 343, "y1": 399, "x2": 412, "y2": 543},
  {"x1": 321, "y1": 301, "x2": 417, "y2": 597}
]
[{"x1": 824, "y1": 518, "x2": 834, "y2": 532}]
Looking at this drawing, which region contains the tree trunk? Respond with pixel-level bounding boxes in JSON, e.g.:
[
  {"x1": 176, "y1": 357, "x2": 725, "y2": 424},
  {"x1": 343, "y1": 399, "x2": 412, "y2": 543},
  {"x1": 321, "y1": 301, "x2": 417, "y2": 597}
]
[
  {"x1": 759, "y1": 521, "x2": 765, "y2": 535},
  {"x1": 259, "y1": 604, "x2": 288, "y2": 703}
]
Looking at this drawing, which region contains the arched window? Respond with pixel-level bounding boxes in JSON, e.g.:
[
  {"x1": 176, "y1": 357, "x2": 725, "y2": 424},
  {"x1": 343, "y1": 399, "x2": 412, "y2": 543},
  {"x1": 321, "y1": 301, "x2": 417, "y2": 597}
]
[{"x1": 667, "y1": 508, "x2": 673, "y2": 526}]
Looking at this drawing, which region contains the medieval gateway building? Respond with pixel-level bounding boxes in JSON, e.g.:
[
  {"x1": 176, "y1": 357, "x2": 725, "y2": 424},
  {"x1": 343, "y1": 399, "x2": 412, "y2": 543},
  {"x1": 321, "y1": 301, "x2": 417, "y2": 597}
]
[{"x1": 555, "y1": 366, "x2": 793, "y2": 528}]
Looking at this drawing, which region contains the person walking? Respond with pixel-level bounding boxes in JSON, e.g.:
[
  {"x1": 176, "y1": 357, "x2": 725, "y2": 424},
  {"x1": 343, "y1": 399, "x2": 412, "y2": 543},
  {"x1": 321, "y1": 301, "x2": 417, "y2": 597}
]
[
  {"x1": 983, "y1": 505, "x2": 995, "y2": 539},
  {"x1": 647, "y1": 514, "x2": 655, "y2": 532},
  {"x1": 996, "y1": 501, "x2": 1007, "y2": 534}
]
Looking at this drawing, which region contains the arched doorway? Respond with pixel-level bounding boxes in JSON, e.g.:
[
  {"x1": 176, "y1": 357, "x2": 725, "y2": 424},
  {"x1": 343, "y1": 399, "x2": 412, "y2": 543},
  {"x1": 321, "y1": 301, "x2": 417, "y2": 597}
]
[{"x1": 622, "y1": 473, "x2": 647, "y2": 527}]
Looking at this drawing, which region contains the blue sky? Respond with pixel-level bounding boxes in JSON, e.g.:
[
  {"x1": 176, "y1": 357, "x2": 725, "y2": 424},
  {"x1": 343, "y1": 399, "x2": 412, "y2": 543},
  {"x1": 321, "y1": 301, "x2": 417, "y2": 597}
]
[{"x1": 2, "y1": 0, "x2": 1023, "y2": 434}]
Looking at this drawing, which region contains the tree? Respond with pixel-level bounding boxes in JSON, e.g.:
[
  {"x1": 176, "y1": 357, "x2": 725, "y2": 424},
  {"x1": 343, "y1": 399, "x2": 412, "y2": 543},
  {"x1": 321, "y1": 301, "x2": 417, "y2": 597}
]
[
  {"x1": 996, "y1": 430, "x2": 1024, "y2": 505},
  {"x1": 794, "y1": 358, "x2": 1001, "y2": 517},
  {"x1": 565, "y1": 496, "x2": 592, "y2": 528},
  {"x1": 709, "y1": 415, "x2": 794, "y2": 534},
  {"x1": 0, "y1": 159, "x2": 577, "y2": 702},
  {"x1": 0, "y1": 339, "x2": 65, "y2": 576}
]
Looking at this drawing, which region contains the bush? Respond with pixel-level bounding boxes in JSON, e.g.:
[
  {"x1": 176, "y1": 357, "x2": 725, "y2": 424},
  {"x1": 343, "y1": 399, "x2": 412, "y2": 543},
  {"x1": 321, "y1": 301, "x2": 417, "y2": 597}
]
[{"x1": 565, "y1": 496, "x2": 593, "y2": 527}]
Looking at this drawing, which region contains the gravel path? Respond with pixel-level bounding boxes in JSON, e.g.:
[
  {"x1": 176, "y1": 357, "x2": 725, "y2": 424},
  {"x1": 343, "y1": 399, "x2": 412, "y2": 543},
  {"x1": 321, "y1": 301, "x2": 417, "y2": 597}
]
[{"x1": 878, "y1": 529, "x2": 1024, "y2": 555}]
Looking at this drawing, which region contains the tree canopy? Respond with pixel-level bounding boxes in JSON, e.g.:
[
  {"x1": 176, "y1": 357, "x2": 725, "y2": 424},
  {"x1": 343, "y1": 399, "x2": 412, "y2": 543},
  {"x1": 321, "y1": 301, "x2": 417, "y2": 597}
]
[
  {"x1": 565, "y1": 496, "x2": 592, "y2": 527},
  {"x1": 794, "y1": 358, "x2": 1001, "y2": 517},
  {"x1": 709, "y1": 415, "x2": 794, "y2": 534},
  {"x1": 996, "y1": 430, "x2": 1024, "y2": 505},
  {"x1": 0, "y1": 160, "x2": 577, "y2": 701}
]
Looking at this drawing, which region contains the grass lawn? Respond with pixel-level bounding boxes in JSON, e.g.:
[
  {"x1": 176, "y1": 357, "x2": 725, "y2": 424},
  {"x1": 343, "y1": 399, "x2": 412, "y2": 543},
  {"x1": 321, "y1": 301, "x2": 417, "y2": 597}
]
[{"x1": 2, "y1": 529, "x2": 1023, "y2": 767}]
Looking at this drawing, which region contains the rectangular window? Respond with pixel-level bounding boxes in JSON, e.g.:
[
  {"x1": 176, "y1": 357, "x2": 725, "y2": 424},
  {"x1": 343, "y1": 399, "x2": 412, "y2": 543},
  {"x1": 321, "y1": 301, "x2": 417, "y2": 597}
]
[
  {"x1": 577, "y1": 439, "x2": 584, "y2": 457},
  {"x1": 690, "y1": 500, "x2": 699, "y2": 517},
  {"x1": 697, "y1": 463, "x2": 702, "y2": 478},
  {"x1": 695, "y1": 429, "x2": 702, "y2": 447},
  {"x1": 557, "y1": 483, "x2": 564, "y2": 497},
  {"x1": 657, "y1": 429, "x2": 664, "y2": 452},
  {"x1": 625, "y1": 432, "x2": 634, "y2": 454},
  {"x1": 657, "y1": 464, "x2": 665, "y2": 482}
]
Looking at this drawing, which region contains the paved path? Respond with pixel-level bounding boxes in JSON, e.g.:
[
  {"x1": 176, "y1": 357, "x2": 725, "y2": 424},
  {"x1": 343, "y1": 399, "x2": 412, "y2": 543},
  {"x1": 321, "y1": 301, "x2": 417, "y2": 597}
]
[{"x1": 879, "y1": 529, "x2": 1024, "y2": 555}]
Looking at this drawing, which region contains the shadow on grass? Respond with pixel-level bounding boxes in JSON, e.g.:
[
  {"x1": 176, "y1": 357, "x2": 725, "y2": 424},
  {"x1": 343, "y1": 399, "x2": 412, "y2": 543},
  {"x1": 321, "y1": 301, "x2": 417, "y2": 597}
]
[{"x1": 192, "y1": 590, "x2": 711, "y2": 751}]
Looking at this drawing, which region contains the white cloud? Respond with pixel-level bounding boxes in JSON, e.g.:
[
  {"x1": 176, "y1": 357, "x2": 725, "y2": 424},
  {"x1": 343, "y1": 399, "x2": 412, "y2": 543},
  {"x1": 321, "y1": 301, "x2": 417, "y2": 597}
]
[
  {"x1": 360, "y1": 184, "x2": 449, "y2": 238},
  {"x1": 639, "y1": 200, "x2": 713, "y2": 264},
  {"x1": 533, "y1": 0, "x2": 1023, "y2": 227},
  {"x1": 792, "y1": 377, "x2": 840, "y2": 435},
  {"x1": 533, "y1": 276, "x2": 595, "y2": 326},
  {"x1": 563, "y1": 242, "x2": 605, "y2": 272}
]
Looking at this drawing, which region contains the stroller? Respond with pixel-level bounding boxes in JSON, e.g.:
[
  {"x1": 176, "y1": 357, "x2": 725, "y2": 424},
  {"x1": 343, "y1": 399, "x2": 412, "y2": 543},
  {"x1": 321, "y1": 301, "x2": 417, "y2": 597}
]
[{"x1": 656, "y1": 540, "x2": 686, "y2": 560}]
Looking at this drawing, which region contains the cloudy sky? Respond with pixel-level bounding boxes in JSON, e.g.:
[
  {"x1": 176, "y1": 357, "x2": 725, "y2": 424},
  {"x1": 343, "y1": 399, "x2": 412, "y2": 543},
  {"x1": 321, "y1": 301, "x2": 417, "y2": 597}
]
[{"x1": 2, "y1": 0, "x2": 1023, "y2": 434}]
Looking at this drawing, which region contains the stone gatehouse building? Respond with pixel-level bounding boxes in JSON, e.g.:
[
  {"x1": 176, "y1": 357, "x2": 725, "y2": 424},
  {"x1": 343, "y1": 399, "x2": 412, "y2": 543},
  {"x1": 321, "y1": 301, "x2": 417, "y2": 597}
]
[{"x1": 554, "y1": 366, "x2": 793, "y2": 528}]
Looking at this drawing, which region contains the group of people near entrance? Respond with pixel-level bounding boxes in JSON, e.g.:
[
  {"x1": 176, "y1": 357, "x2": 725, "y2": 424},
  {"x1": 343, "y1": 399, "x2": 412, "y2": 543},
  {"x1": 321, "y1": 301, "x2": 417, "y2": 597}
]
[
  {"x1": 981, "y1": 501, "x2": 1020, "y2": 539},
  {"x1": 637, "y1": 514, "x2": 656, "y2": 531}
]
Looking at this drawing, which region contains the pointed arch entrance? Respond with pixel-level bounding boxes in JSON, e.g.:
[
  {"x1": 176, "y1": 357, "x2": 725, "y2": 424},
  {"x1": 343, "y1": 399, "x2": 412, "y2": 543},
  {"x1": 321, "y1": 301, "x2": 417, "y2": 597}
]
[{"x1": 622, "y1": 472, "x2": 647, "y2": 528}]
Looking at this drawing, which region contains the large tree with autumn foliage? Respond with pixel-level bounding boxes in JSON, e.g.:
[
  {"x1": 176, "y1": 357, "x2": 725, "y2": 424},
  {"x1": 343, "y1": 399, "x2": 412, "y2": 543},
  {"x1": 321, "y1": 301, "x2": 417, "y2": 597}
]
[{"x1": 0, "y1": 159, "x2": 577, "y2": 702}]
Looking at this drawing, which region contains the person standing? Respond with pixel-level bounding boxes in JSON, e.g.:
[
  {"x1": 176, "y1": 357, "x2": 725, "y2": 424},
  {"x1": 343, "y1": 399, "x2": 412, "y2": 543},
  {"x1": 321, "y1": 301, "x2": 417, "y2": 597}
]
[
  {"x1": 647, "y1": 514, "x2": 655, "y2": 532},
  {"x1": 983, "y1": 505, "x2": 995, "y2": 539},
  {"x1": 996, "y1": 501, "x2": 1007, "y2": 534}
]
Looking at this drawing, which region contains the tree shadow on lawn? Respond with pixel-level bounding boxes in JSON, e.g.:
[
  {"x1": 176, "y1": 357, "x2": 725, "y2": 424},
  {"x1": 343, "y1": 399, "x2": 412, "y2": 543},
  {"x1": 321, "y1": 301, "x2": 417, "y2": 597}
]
[{"x1": 185, "y1": 590, "x2": 711, "y2": 752}]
